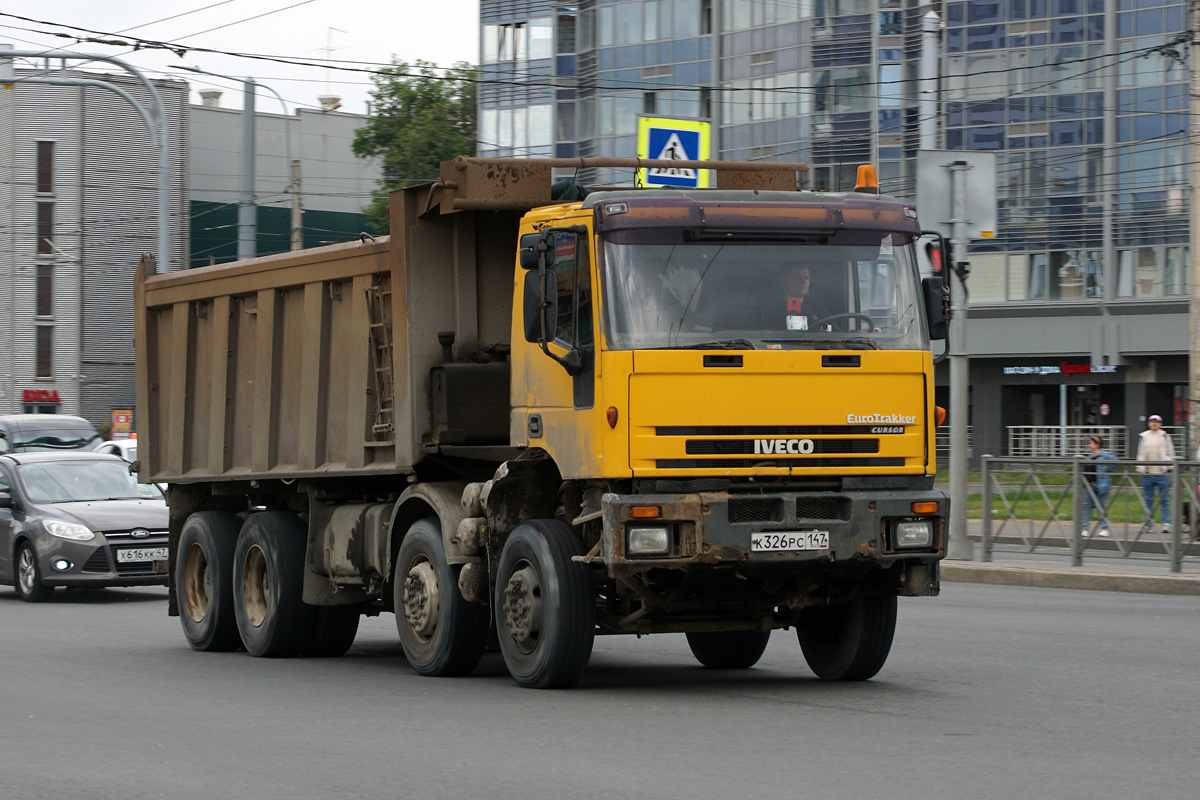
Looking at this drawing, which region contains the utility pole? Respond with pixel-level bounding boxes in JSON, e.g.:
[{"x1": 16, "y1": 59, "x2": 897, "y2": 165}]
[
  {"x1": 1189, "y1": 1, "x2": 1200, "y2": 454},
  {"x1": 945, "y1": 159, "x2": 973, "y2": 560},
  {"x1": 290, "y1": 159, "x2": 303, "y2": 251},
  {"x1": 238, "y1": 77, "x2": 257, "y2": 260}
]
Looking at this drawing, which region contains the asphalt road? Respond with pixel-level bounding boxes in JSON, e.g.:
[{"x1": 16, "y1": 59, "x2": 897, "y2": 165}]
[{"x1": 1, "y1": 583, "x2": 1196, "y2": 800}]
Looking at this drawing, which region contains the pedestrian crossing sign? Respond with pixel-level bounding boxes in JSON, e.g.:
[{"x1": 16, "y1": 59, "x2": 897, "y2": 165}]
[{"x1": 636, "y1": 117, "x2": 711, "y2": 188}]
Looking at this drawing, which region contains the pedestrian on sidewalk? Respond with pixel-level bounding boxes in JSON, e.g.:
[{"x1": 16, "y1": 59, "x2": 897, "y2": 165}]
[
  {"x1": 1081, "y1": 435, "x2": 1117, "y2": 538},
  {"x1": 1135, "y1": 414, "x2": 1175, "y2": 533}
]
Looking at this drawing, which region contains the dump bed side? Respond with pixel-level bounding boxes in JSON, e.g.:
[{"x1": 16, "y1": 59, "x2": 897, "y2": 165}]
[{"x1": 135, "y1": 184, "x2": 521, "y2": 485}]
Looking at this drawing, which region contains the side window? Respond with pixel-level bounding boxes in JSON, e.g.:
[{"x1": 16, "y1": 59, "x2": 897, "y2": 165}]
[
  {"x1": 0, "y1": 434, "x2": 9, "y2": 455},
  {"x1": 551, "y1": 232, "x2": 593, "y2": 348},
  {"x1": 0, "y1": 466, "x2": 11, "y2": 493}
]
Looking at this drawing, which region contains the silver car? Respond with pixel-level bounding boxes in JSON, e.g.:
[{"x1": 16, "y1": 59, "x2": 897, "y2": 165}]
[{"x1": 0, "y1": 452, "x2": 168, "y2": 601}]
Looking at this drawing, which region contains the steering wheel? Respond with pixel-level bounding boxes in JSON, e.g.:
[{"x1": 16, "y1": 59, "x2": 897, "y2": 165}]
[{"x1": 817, "y1": 313, "x2": 875, "y2": 333}]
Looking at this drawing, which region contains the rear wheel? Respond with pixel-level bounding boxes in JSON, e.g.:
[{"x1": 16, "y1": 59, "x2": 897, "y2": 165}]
[
  {"x1": 796, "y1": 592, "x2": 897, "y2": 681},
  {"x1": 232, "y1": 512, "x2": 313, "y2": 657},
  {"x1": 494, "y1": 519, "x2": 595, "y2": 689},
  {"x1": 393, "y1": 518, "x2": 488, "y2": 676},
  {"x1": 303, "y1": 606, "x2": 361, "y2": 658},
  {"x1": 177, "y1": 511, "x2": 242, "y2": 651},
  {"x1": 14, "y1": 541, "x2": 53, "y2": 602},
  {"x1": 686, "y1": 630, "x2": 771, "y2": 669}
]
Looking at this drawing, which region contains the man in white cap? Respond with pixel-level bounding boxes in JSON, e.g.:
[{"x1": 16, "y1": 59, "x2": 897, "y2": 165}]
[{"x1": 1135, "y1": 414, "x2": 1175, "y2": 533}]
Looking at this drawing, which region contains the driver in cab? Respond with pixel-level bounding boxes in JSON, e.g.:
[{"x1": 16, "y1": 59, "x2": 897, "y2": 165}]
[{"x1": 779, "y1": 264, "x2": 831, "y2": 331}]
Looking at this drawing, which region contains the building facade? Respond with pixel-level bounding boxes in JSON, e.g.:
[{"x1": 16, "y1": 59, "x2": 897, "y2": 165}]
[
  {"x1": 0, "y1": 70, "x2": 379, "y2": 429},
  {"x1": 189, "y1": 95, "x2": 381, "y2": 266},
  {"x1": 0, "y1": 70, "x2": 189, "y2": 423},
  {"x1": 478, "y1": 0, "x2": 1192, "y2": 458}
]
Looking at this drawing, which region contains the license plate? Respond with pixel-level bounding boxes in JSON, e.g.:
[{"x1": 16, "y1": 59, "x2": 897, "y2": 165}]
[
  {"x1": 750, "y1": 530, "x2": 830, "y2": 552},
  {"x1": 117, "y1": 547, "x2": 169, "y2": 563}
]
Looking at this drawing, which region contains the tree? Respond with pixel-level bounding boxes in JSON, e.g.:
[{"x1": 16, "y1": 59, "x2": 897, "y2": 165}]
[{"x1": 353, "y1": 60, "x2": 477, "y2": 231}]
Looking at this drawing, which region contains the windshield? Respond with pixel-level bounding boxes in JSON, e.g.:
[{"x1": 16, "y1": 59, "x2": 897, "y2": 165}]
[
  {"x1": 15, "y1": 427, "x2": 103, "y2": 452},
  {"x1": 601, "y1": 234, "x2": 926, "y2": 350},
  {"x1": 18, "y1": 461, "x2": 164, "y2": 503}
]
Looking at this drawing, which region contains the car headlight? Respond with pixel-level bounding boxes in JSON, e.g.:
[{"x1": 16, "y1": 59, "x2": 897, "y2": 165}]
[
  {"x1": 893, "y1": 520, "x2": 933, "y2": 549},
  {"x1": 627, "y1": 526, "x2": 670, "y2": 556},
  {"x1": 44, "y1": 520, "x2": 96, "y2": 541}
]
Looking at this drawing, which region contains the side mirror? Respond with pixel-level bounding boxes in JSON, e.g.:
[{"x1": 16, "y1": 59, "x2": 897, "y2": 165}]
[
  {"x1": 523, "y1": 271, "x2": 556, "y2": 343},
  {"x1": 922, "y1": 276, "x2": 948, "y2": 341},
  {"x1": 0, "y1": 490, "x2": 13, "y2": 509},
  {"x1": 518, "y1": 232, "x2": 545, "y2": 270}
]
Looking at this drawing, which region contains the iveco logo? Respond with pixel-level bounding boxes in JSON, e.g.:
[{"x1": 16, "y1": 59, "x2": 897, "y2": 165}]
[
  {"x1": 753, "y1": 438, "x2": 815, "y2": 455},
  {"x1": 130, "y1": 528, "x2": 151, "y2": 538}
]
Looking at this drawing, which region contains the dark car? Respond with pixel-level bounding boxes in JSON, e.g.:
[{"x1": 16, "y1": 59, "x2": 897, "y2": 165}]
[
  {"x1": 0, "y1": 452, "x2": 168, "y2": 601},
  {"x1": 0, "y1": 414, "x2": 103, "y2": 454}
]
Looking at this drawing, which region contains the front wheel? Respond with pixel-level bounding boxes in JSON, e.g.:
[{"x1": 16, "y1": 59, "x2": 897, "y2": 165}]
[
  {"x1": 494, "y1": 519, "x2": 595, "y2": 689},
  {"x1": 686, "y1": 630, "x2": 771, "y2": 669},
  {"x1": 14, "y1": 541, "x2": 53, "y2": 602},
  {"x1": 796, "y1": 592, "x2": 897, "y2": 681}
]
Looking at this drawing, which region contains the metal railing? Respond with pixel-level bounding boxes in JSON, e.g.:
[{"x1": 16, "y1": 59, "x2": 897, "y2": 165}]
[
  {"x1": 1006, "y1": 425, "x2": 1186, "y2": 459},
  {"x1": 935, "y1": 425, "x2": 972, "y2": 462},
  {"x1": 980, "y1": 456, "x2": 1200, "y2": 572}
]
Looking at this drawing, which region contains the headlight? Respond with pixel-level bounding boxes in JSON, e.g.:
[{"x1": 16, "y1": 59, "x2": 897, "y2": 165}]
[
  {"x1": 627, "y1": 526, "x2": 670, "y2": 556},
  {"x1": 893, "y1": 520, "x2": 933, "y2": 549},
  {"x1": 44, "y1": 520, "x2": 96, "y2": 541}
]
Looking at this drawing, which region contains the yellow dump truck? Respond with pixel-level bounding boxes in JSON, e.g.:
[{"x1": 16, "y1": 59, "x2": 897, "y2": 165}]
[{"x1": 135, "y1": 156, "x2": 949, "y2": 688}]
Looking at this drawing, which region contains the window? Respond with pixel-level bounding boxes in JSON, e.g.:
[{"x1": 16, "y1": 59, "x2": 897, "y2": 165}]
[
  {"x1": 551, "y1": 232, "x2": 593, "y2": 350},
  {"x1": 529, "y1": 18, "x2": 554, "y2": 59},
  {"x1": 37, "y1": 141, "x2": 54, "y2": 194},
  {"x1": 37, "y1": 203, "x2": 53, "y2": 255},
  {"x1": 36, "y1": 265, "x2": 52, "y2": 317},
  {"x1": 558, "y1": 11, "x2": 577, "y2": 53},
  {"x1": 36, "y1": 326, "x2": 53, "y2": 378}
]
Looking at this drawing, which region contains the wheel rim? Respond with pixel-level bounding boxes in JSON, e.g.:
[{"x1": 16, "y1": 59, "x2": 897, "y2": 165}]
[
  {"x1": 183, "y1": 542, "x2": 210, "y2": 623},
  {"x1": 241, "y1": 544, "x2": 269, "y2": 627},
  {"x1": 403, "y1": 559, "x2": 440, "y2": 643},
  {"x1": 17, "y1": 547, "x2": 36, "y2": 594},
  {"x1": 502, "y1": 563, "x2": 543, "y2": 654}
]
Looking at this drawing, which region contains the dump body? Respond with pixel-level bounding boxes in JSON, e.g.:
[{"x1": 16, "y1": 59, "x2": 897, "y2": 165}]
[{"x1": 136, "y1": 190, "x2": 522, "y2": 485}]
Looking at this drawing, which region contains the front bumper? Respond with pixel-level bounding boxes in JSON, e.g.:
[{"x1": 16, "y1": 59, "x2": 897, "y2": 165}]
[
  {"x1": 600, "y1": 486, "x2": 946, "y2": 575},
  {"x1": 36, "y1": 533, "x2": 170, "y2": 588}
]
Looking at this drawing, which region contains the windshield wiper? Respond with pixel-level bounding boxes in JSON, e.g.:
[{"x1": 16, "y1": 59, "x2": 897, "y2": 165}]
[
  {"x1": 654, "y1": 338, "x2": 757, "y2": 351},
  {"x1": 760, "y1": 337, "x2": 879, "y2": 350}
]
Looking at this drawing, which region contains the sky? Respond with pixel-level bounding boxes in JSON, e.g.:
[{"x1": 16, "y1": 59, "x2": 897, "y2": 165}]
[{"x1": 1, "y1": 0, "x2": 481, "y2": 115}]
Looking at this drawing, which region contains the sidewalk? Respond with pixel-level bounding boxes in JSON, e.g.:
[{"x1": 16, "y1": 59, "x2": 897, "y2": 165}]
[{"x1": 939, "y1": 542, "x2": 1200, "y2": 596}]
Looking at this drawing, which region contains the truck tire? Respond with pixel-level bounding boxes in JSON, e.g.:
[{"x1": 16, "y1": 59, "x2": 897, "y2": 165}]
[
  {"x1": 686, "y1": 630, "x2": 771, "y2": 669},
  {"x1": 302, "y1": 606, "x2": 361, "y2": 658},
  {"x1": 232, "y1": 512, "x2": 314, "y2": 657},
  {"x1": 177, "y1": 511, "x2": 242, "y2": 651},
  {"x1": 394, "y1": 518, "x2": 488, "y2": 676},
  {"x1": 796, "y1": 592, "x2": 897, "y2": 681},
  {"x1": 494, "y1": 519, "x2": 595, "y2": 689}
]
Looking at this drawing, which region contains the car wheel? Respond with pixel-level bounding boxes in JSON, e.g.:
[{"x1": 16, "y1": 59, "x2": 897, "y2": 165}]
[
  {"x1": 177, "y1": 511, "x2": 243, "y2": 651},
  {"x1": 14, "y1": 541, "x2": 53, "y2": 602},
  {"x1": 232, "y1": 512, "x2": 314, "y2": 657},
  {"x1": 302, "y1": 605, "x2": 361, "y2": 658},
  {"x1": 796, "y1": 592, "x2": 897, "y2": 681},
  {"x1": 494, "y1": 519, "x2": 595, "y2": 689},
  {"x1": 393, "y1": 518, "x2": 488, "y2": 676},
  {"x1": 686, "y1": 630, "x2": 772, "y2": 669}
]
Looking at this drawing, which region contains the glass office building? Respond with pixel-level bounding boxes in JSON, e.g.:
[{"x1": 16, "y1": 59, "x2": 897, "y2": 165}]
[{"x1": 478, "y1": 0, "x2": 1194, "y2": 458}]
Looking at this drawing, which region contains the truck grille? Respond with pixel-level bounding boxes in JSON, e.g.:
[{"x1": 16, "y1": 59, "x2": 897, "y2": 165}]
[
  {"x1": 657, "y1": 425, "x2": 900, "y2": 436},
  {"x1": 796, "y1": 497, "x2": 845, "y2": 520},
  {"x1": 685, "y1": 439, "x2": 879, "y2": 455},
  {"x1": 728, "y1": 498, "x2": 776, "y2": 523},
  {"x1": 658, "y1": 457, "x2": 905, "y2": 469}
]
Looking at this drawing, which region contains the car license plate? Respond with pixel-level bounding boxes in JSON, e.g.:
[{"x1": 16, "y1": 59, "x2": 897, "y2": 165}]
[
  {"x1": 117, "y1": 547, "x2": 169, "y2": 563},
  {"x1": 750, "y1": 531, "x2": 830, "y2": 552}
]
